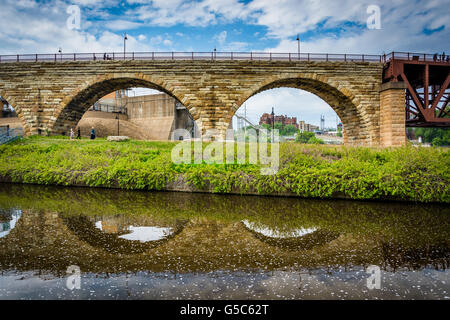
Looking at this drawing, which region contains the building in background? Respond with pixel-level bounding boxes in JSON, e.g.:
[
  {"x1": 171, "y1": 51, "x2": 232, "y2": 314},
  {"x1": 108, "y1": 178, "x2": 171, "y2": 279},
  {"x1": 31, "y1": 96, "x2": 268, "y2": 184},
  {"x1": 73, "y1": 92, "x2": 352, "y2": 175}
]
[
  {"x1": 298, "y1": 121, "x2": 320, "y2": 133},
  {"x1": 259, "y1": 112, "x2": 320, "y2": 133},
  {"x1": 259, "y1": 113, "x2": 298, "y2": 129}
]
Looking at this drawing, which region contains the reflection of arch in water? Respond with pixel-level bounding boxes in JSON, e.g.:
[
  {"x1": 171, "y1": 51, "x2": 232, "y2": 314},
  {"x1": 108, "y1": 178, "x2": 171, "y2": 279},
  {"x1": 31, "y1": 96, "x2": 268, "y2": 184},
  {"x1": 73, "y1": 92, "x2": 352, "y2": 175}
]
[
  {"x1": 241, "y1": 220, "x2": 339, "y2": 251},
  {"x1": 62, "y1": 215, "x2": 188, "y2": 254},
  {"x1": 0, "y1": 209, "x2": 22, "y2": 239}
]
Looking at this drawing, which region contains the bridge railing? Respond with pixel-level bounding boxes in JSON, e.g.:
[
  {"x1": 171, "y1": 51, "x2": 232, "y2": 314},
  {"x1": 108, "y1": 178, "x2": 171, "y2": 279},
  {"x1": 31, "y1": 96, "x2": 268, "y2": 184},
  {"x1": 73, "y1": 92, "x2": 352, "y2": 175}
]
[
  {"x1": 383, "y1": 52, "x2": 450, "y2": 63},
  {"x1": 1, "y1": 51, "x2": 447, "y2": 64},
  {"x1": 0, "y1": 51, "x2": 384, "y2": 63}
]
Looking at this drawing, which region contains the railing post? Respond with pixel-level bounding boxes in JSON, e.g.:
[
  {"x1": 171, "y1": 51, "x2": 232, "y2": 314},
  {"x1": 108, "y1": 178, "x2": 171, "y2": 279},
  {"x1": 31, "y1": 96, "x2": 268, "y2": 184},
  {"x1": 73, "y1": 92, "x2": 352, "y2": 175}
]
[
  {"x1": 423, "y1": 53, "x2": 426, "y2": 61},
  {"x1": 172, "y1": 52, "x2": 174, "y2": 60},
  {"x1": 231, "y1": 52, "x2": 233, "y2": 60},
  {"x1": 152, "y1": 52, "x2": 154, "y2": 60},
  {"x1": 407, "y1": 52, "x2": 410, "y2": 60},
  {"x1": 289, "y1": 53, "x2": 291, "y2": 61},
  {"x1": 308, "y1": 53, "x2": 310, "y2": 62},
  {"x1": 132, "y1": 52, "x2": 134, "y2": 60},
  {"x1": 344, "y1": 54, "x2": 347, "y2": 62},
  {"x1": 362, "y1": 54, "x2": 365, "y2": 62},
  {"x1": 35, "y1": 54, "x2": 37, "y2": 62},
  {"x1": 250, "y1": 52, "x2": 252, "y2": 60},
  {"x1": 270, "y1": 52, "x2": 272, "y2": 61},
  {"x1": 74, "y1": 53, "x2": 76, "y2": 61},
  {"x1": 192, "y1": 52, "x2": 194, "y2": 60},
  {"x1": 326, "y1": 54, "x2": 328, "y2": 62}
]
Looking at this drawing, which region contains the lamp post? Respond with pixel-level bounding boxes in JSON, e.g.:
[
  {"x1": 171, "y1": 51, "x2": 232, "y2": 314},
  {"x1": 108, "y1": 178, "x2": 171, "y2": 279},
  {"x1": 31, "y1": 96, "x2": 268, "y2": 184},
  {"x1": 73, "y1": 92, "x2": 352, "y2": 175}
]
[
  {"x1": 123, "y1": 33, "x2": 128, "y2": 60},
  {"x1": 271, "y1": 106, "x2": 275, "y2": 142},
  {"x1": 116, "y1": 113, "x2": 120, "y2": 136},
  {"x1": 296, "y1": 34, "x2": 300, "y2": 60}
]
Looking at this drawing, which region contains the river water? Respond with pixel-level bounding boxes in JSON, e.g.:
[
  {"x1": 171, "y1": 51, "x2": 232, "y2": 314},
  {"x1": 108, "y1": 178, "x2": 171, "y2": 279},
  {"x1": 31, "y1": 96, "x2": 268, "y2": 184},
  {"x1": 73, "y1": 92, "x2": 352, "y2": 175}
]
[{"x1": 0, "y1": 183, "x2": 448, "y2": 300}]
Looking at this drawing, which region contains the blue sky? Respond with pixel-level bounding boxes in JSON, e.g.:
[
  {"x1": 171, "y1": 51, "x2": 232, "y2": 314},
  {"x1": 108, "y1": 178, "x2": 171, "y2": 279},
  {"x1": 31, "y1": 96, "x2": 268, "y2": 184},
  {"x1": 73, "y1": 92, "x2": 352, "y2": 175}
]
[{"x1": 1, "y1": 0, "x2": 449, "y2": 127}]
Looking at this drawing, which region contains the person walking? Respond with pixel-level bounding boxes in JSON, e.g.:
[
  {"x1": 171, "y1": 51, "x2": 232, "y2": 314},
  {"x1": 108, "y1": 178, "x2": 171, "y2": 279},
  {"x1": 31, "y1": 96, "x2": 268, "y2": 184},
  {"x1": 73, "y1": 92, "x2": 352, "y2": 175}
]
[
  {"x1": 90, "y1": 127, "x2": 96, "y2": 140},
  {"x1": 70, "y1": 128, "x2": 75, "y2": 140},
  {"x1": 77, "y1": 127, "x2": 81, "y2": 139}
]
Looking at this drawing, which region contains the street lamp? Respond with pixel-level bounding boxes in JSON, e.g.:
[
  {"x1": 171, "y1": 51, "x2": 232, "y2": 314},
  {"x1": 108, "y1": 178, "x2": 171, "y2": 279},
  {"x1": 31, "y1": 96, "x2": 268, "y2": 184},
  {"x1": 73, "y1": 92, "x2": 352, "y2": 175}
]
[
  {"x1": 115, "y1": 113, "x2": 120, "y2": 136},
  {"x1": 271, "y1": 106, "x2": 275, "y2": 142},
  {"x1": 296, "y1": 34, "x2": 300, "y2": 60},
  {"x1": 123, "y1": 33, "x2": 128, "y2": 60}
]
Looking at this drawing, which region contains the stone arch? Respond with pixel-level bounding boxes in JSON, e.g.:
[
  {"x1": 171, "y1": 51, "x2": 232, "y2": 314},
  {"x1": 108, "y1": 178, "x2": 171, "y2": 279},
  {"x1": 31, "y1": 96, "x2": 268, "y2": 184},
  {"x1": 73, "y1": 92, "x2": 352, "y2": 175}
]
[
  {"x1": 229, "y1": 75, "x2": 373, "y2": 145},
  {"x1": 50, "y1": 74, "x2": 200, "y2": 136},
  {"x1": 0, "y1": 89, "x2": 30, "y2": 135}
]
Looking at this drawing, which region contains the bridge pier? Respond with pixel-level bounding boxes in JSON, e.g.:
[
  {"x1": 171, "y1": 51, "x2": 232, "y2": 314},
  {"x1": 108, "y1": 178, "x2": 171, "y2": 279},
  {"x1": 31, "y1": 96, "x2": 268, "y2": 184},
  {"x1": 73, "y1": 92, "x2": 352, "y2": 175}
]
[{"x1": 379, "y1": 82, "x2": 407, "y2": 147}]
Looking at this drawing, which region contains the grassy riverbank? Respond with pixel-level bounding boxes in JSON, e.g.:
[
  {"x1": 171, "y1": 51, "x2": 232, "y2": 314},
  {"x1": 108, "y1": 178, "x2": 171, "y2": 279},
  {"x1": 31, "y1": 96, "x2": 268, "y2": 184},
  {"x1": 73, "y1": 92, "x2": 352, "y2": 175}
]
[{"x1": 0, "y1": 136, "x2": 448, "y2": 202}]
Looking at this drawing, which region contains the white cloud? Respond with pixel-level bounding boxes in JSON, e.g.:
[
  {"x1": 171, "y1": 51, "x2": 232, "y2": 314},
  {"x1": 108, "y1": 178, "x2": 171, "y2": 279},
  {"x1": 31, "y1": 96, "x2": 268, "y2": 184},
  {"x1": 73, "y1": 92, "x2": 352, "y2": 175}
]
[
  {"x1": 214, "y1": 31, "x2": 227, "y2": 46},
  {"x1": 104, "y1": 20, "x2": 143, "y2": 31}
]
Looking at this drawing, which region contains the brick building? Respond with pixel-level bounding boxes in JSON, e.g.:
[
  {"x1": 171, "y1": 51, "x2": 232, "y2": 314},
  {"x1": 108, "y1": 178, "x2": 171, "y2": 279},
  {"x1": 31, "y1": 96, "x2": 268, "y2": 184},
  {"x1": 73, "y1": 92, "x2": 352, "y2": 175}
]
[{"x1": 259, "y1": 113, "x2": 298, "y2": 129}]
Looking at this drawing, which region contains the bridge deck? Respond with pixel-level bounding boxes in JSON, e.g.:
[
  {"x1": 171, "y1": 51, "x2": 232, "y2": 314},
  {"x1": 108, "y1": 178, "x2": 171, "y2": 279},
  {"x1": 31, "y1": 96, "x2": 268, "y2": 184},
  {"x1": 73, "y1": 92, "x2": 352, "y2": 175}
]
[{"x1": 0, "y1": 51, "x2": 385, "y2": 63}]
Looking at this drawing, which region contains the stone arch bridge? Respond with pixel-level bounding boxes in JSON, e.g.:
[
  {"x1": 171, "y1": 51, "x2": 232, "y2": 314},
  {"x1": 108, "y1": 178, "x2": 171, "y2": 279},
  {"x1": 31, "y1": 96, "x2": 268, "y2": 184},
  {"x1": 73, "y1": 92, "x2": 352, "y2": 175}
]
[{"x1": 0, "y1": 53, "x2": 410, "y2": 146}]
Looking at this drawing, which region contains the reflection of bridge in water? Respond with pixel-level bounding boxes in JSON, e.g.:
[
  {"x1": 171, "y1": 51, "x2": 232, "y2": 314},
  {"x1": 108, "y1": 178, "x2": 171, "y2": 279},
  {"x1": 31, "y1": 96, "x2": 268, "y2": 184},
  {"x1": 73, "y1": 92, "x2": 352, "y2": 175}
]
[
  {"x1": 0, "y1": 207, "x2": 447, "y2": 276},
  {"x1": 0, "y1": 184, "x2": 448, "y2": 276}
]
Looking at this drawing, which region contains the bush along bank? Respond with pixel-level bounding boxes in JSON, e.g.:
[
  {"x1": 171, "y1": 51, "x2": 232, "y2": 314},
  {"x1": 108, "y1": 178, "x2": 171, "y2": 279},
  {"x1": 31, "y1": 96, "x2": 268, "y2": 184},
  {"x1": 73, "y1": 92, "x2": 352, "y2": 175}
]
[{"x1": 0, "y1": 136, "x2": 448, "y2": 203}]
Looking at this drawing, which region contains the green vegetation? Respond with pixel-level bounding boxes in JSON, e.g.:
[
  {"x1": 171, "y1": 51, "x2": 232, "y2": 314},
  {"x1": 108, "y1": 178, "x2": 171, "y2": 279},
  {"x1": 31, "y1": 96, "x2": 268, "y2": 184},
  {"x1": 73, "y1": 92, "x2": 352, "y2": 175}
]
[
  {"x1": 0, "y1": 136, "x2": 449, "y2": 202},
  {"x1": 260, "y1": 123, "x2": 298, "y2": 136},
  {"x1": 409, "y1": 127, "x2": 450, "y2": 146},
  {"x1": 295, "y1": 131, "x2": 324, "y2": 144}
]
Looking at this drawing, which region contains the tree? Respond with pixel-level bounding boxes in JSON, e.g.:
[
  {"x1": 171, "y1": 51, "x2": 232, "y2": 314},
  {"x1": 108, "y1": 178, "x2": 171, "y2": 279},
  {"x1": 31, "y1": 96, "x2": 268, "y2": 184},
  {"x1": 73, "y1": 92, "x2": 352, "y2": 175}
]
[
  {"x1": 295, "y1": 131, "x2": 315, "y2": 143},
  {"x1": 295, "y1": 131, "x2": 324, "y2": 144},
  {"x1": 412, "y1": 128, "x2": 450, "y2": 146}
]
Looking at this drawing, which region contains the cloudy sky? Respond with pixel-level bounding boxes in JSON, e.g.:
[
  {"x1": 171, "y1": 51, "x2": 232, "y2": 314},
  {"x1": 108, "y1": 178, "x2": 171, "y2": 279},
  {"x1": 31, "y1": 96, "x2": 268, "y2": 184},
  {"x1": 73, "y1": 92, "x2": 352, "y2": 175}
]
[{"x1": 1, "y1": 0, "x2": 449, "y2": 127}]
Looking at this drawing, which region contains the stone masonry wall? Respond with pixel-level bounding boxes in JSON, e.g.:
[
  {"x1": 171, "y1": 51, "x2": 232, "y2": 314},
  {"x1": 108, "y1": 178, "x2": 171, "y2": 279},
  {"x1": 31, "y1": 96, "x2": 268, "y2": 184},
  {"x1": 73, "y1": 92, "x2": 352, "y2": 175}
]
[
  {"x1": 0, "y1": 60, "x2": 385, "y2": 145},
  {"x1": 379, "y1": 82, "x2": 407, "y2": 147}
]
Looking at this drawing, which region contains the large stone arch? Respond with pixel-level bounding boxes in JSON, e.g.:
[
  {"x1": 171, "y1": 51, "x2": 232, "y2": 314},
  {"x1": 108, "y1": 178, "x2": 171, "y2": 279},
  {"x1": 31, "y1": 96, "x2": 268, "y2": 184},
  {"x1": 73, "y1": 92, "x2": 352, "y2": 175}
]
[
  {"x1": 228, "y1": 74, "x2": 375, "y2": 145},
  {"x1": 50, "y1": 74, "x2": 200, "y2": 135}
]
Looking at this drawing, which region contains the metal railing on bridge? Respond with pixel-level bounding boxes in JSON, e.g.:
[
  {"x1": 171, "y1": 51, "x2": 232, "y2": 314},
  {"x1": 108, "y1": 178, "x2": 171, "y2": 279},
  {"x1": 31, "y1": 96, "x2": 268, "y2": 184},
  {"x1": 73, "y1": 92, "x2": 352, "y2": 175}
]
[
  {"x1": 383, "y1": 51, "x2": 450, "y2": 63},
  {"x1": 0, "y1": 126, "x2": 23, "y2": 145},
  {"x1": 0, "y1": 51, "x2": 384, "y2": 63},
  {"x1": 90, "y1": 102, "x2": 127, "y2": 114}
]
